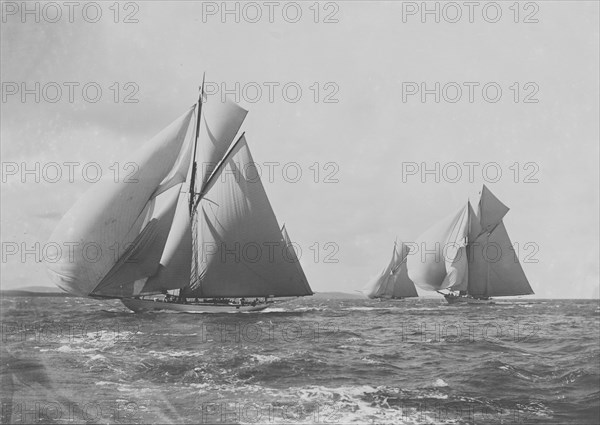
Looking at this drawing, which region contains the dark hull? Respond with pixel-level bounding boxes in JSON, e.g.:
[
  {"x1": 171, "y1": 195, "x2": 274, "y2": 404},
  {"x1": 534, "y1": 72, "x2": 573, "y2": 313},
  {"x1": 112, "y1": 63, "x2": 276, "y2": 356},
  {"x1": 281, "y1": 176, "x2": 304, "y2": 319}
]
[{"x1": 444, "y1": 295, "x2": 495, "y2": 305}]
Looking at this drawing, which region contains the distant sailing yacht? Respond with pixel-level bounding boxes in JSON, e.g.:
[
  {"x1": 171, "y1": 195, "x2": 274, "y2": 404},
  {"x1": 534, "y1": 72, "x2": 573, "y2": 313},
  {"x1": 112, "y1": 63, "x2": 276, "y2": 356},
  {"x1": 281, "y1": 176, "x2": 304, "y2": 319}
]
[
  {"x1": 45, "y1": 81, "x2": 313, "y2": 312},
  {"x1": 362, "y1": 241, "x2": 419, "y2": 300},
  {"x1": 406, "y1": 185, "x2": 534, "y2": 305}
]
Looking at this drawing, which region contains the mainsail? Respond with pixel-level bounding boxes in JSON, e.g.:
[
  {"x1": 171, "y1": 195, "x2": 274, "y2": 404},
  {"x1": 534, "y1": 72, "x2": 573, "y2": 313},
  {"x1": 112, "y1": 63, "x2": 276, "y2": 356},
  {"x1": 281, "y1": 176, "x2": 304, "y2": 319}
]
[
  {"x1": 45, "y1": 91, "x2": 313, "y2": 301},
  {"x1": 363, "y1": 241, "x2": 419, "y2": 299},
  {"x1": 407, "y1": 186, "x2": 533, "y2": 299}
]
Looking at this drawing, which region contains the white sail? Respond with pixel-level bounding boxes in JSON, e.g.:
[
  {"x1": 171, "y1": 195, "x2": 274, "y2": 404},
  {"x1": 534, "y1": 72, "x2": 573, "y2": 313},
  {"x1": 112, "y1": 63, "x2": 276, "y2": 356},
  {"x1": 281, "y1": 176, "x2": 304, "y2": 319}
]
[
  {"x1": 186, "y1": 136, "x2": 313, "y2": 298},
  {"x1": 197, "y1": 97, "x2": 248, "y2": 194},
  {"x1": 364, "y1": 242, "x2": 418, "y2": 299},
  {"x1": 45, "y1": 108, "x2": 195, "y2": 296},
  {"x1": 407, "y1": 205, "x2": 470, "y2": 292},
  {"x1": 439, "y1": 204, "x2": 470, "y2": 292},
  {"x1": 140, "y1": 190, "x2": 193, "y2": 293},
  {"x1": 135, "y1": 97, "x2": 247, "y2": 295},
  {"x1": 468, "y1": 201, "x2": 483, "y2": 241},
  {"x1": 363, "y1": 248, "x2": 396, "y2": 299},
  {"x1": 152, "y1": 125, "x2": 195, "y2": 198},
  {"x1": 92, "y1": 184, "x2": 182, "y2": 297}
]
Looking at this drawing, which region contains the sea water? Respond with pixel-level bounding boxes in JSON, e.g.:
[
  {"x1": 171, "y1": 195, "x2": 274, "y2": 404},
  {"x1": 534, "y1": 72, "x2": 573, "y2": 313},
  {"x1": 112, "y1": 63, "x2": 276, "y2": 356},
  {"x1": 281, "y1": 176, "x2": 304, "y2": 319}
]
[{"x1": 1, "y1": 296, "x2": 598, "y2": 424}]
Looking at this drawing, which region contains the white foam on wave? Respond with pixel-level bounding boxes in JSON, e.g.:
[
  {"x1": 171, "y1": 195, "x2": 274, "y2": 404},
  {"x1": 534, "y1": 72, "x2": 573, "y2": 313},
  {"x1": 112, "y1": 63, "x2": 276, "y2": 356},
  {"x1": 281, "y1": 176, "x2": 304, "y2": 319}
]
[
  {"x1": 289, "y1": 307, "x2": 327, "y2": 312},
  {"x1": 183, "y1": 381, "x2": 443, "y2": 424},
  {"x1": 292, "y1": 385, "x2": 438, "y2": 424},
  {"x1": 215, "y1": 385, "x2": 439, "y2": 425},
  {"x1": 249, "y1": 354, "x2": 281, "y2": 364},
  {"x1": 147, "y1": 350, "x2": 203, "y2": 359},
  {"x1": 189, "y1": 382, "x2": 211, "y2": 389},
  {"x1": 116, "y1": 384, "x2": 155, "y2": 394},
  {"x1": 38, "y1": 330, "x2": 139, "y2": 354},
  {"x1": 406, "y1": 307, "x2": 447, "y2": 311},
  {"x1": 432, "y1": 378, "x2": 448, "y2": 388},
  {"x1": 52, "y1": 345, "x2": 97, "y2": 354},
  {"x1": 87, "y1": 354, "x2": 106, "y2": 361},
  {"x1": 361, "y1": 357, "x2": 384, "y2": 365},
  {"x1": 346, "y1": 306, "x2": 384, "y2": 311}
]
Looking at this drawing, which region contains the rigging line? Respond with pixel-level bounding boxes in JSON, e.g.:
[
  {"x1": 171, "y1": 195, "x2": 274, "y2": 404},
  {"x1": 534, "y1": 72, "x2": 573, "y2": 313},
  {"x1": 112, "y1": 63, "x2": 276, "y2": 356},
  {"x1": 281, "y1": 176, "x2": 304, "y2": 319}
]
[
  {"x1": 201, "y1": 197, "x2": 220, "y2": 207},
  {"x1": 473, "y1": 220, "x2": 502, "y2": 241}
]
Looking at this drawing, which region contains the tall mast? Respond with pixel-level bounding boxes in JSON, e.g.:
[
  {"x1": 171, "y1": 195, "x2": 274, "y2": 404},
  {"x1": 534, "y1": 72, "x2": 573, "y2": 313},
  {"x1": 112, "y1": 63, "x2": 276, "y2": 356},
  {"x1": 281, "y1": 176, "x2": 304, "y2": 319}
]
[
  {"x1": 484, "y1": 233, "x2": 491, "y2": 298},
  {"x1": 189, "y1": 72, "x2": 206, "y2": 214},
  {"x1": 465, "y1": 201, "x2": 473, "y2": 296}
]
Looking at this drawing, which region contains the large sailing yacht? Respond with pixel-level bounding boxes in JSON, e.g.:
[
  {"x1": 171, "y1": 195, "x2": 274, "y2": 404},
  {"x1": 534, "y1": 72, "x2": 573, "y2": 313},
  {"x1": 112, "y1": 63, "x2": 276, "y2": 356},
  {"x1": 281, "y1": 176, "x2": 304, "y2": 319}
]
[
  {"x1": 45, "y1": 82, "x2": 313, "y2": 312},
  {"x1": 406, "y1": 185, "x2": 534, "y2": 304}
]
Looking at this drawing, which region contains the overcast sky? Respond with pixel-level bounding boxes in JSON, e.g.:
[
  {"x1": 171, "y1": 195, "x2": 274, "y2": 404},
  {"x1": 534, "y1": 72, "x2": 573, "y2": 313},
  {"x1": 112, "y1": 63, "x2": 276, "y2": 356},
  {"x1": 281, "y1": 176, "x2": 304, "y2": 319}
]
[{"x1": 1, "y1": 1, "x2": 598, "y2": 298}]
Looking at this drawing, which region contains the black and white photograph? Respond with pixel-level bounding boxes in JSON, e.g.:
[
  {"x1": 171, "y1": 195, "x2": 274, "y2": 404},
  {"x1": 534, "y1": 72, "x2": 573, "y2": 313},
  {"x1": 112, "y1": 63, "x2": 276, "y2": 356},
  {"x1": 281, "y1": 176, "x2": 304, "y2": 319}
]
[{"x1": 1, "y1": 1, "x2": 599, "y2": 423}]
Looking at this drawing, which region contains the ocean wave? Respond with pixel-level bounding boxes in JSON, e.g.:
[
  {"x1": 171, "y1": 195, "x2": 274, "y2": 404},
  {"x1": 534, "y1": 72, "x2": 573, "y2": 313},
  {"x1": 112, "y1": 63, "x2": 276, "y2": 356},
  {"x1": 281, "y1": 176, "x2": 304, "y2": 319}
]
[
  {"x1": 146, "y1": 350, "x2": 204, "y2": 359},
  {"x1": 291, "y1": 385, "x2": 441, "y2": 424},
  {"x1": 3, "y1": 297, "x2": 598, "y2": 424},
  {"x1": 345, "y1": 306, "x2": 390, "y2": 312},
  {"x1": 249, "y1": 354, "x2": 282, "y2": 365}
]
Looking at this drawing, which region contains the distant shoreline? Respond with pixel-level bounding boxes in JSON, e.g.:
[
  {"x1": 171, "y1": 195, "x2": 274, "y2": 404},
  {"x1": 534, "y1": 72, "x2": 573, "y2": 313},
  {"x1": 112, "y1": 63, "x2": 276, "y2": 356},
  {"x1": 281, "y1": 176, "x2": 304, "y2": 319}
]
[
  {"x1": 0, "y1": 288, "x2": 365, "y2": 299},
  {"x1": 1, "y1": 290, "x2": 75, "y2": 297}
]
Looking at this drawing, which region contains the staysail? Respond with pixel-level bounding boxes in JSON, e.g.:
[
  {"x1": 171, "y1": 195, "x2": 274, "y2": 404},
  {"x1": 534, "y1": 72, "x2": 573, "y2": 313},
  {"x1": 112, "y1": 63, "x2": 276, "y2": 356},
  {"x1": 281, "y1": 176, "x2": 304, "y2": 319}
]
[{"x1": 363, "y1": 241, "x2": 418, "y2": 299}]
